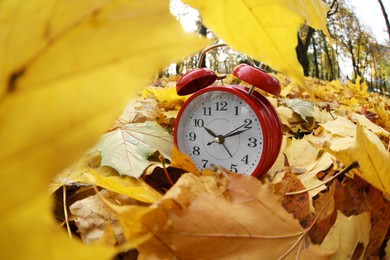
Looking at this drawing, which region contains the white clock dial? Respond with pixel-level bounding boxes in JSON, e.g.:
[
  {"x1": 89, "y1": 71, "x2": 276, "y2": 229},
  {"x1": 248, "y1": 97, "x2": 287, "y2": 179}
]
[{"x1": 176, "y1": 88, "x2": 264, "y2": 175}]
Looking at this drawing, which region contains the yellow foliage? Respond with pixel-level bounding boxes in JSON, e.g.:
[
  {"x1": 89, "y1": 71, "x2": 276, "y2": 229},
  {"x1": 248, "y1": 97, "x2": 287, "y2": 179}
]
[
  {"x1": 0, "y1": 0, "x2": 207, "y2": 258},
  {"x1": 184, "y1": 0, "x2": 330, "y2": 92},
  {"x1": 324, "y1": 123, "x2": 390, "y2": 198}
]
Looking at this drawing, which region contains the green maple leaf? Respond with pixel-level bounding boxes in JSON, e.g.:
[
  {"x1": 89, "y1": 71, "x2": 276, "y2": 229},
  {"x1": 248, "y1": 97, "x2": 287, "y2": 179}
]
[{"x1": 98, "y1": 121, "x2": 173, "y2": 178}]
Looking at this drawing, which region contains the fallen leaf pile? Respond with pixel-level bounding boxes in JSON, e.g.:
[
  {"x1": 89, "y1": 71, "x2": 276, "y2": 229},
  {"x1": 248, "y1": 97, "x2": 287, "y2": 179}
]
[
  {"x1": 2, "y1": 0, "x2": 389, "y2": 259},
  {"x1": 52, "y1": 75, "x2": 390, "y2": 259}
]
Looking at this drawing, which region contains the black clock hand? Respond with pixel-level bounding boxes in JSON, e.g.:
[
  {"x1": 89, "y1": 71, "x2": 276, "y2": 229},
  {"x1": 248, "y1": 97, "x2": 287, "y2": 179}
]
[
  {"x1": 224, "y1": 128, "x2": 251, "y2": 138},
  {"x1": 222, "y1": 143, "x2": 233, "y2": 157},
  {"x1": 203, "y1": 127, "x2": 218, "y2": 137},
  {"x1": 204, "y1": 127, "x2": 220, "y2": 145},
  {"x1": 222, "y1": 123, "x2": 252, "y2": 139},
  {"x1": 223, "y1": 123, "x2": 246, "y2": 137}
]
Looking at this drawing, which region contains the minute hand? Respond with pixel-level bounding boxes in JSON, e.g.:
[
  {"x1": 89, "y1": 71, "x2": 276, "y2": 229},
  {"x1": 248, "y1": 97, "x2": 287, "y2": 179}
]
[
  {"x1": 223, "y1": 124, "x2": 250, "y2": 138},
  {"x1": 224, "y1": 128, "x2": 250, "y2": 138}
]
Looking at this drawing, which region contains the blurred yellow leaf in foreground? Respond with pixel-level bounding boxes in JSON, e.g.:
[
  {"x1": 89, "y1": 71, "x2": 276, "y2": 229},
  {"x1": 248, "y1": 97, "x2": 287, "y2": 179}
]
[
  {"x1": 0, "y1": 0, "x2": 207, "y2": 258},
  {"x1": 184, "y1": 0, "x2": 330, "y2": 91}
]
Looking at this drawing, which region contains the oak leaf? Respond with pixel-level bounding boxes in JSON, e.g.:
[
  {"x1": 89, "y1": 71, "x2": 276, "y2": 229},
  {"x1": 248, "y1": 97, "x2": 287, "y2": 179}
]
[
  {"x1": 114, "y1": 172, "x2": 334, "y2": 259},
  {"x1": 98, "y1": 121, "x2": 173, "y2": 178}
]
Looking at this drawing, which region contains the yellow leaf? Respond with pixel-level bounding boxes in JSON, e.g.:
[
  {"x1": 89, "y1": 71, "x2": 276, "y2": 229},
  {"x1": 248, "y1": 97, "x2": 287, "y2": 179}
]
[
  {"x1": 141, "y1": 85, "x2": 188, "y2": 104},
  {"x1": 321, "y1": 116, "x2": 357, "y2": 138},
  {"x1": 53, "y1": 164, "x2": 162, "y2": 203},
  {"x1": 183, "y1": 0, "x2": 329, "y2": 91},
  {"x1": 170, "y1": 146, "x2": 201, "y2": 174},
  {"x1": 276, "y1": 106, "x2": 294, "y2": 126},
  {"x1": 90, "y1": 168, "x2": 162, "y2": 203},
  {"x1": 321, "y1": 211, "x2": 371, "y2": 259},
  {"x1": 351, "y1": 113, "x2": 390, "y2": 138},
  {"x1": 285, "y1": 0, "x2": 330, "y2": 37},
  {"x1": 0, "y1": 191, "x2": 115, "y2": 259},
  {"x1": 0, "y1": 0, "x2": 207, "y2": 258},
  {"x1": 325, "y1": 123, "x2": 390, "y2": 197},
  {"x1": 298, "y1": 152, "x2": 334, "y2": 197}
]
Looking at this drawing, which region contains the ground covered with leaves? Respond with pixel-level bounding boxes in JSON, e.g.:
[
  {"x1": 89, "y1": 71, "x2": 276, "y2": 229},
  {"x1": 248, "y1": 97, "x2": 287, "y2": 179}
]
[{"x1": 52, "y1": 75, "x2": 390, "y2": 259}]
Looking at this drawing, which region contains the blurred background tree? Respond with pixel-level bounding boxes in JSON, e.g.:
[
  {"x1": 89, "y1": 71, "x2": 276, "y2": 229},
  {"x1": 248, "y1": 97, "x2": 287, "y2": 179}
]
[{"x1": 166, "y1": 0, "x2": 390, "y2": 96}]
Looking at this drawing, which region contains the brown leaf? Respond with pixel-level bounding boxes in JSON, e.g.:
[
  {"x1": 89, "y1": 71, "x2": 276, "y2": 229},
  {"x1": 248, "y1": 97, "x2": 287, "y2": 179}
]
[
  {"x1": 334, "y1": 176, "x2": 390, "y2": 258},
  {"x1": 70, "y1": 189, "x2": 136, "y2": 245},
  {"x1": 274, "y1": 168, "x2": 315, "y2": 229},
  {"x1": 115, "y1": 172, "x2": 334, "y2": 259},
  {"x1": 309, "y1": 182, "x2": 337, "y2": 244}
]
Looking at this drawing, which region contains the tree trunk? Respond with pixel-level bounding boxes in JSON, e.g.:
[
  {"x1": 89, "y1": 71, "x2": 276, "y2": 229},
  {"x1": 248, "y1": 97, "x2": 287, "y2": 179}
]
[
  {"x1": 377, "y1": 0, "x2": 390, "y2": 43},
  {"x1": 322, "y1": 33, "x2": 334, "y2": 80},
  {"x1": 312, "y1": 36, "x2": 320, "y2": 78},
  {"x1": 296, "y1": 27, "x2": 315, "y2": 76},
  {"x1": 198, "y1": 24, "x2": 208, "y2": 68}
]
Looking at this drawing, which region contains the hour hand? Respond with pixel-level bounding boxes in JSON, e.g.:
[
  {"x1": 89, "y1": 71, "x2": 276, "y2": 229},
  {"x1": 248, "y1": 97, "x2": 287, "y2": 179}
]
[{"x1": 203, "y1": 127, "x2": 218, "y2": 137}]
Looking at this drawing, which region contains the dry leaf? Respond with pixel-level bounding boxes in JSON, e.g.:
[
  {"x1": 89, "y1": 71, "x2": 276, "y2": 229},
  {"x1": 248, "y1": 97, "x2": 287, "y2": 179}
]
[
  {"x1": 321, "y1": 116, "x2": 357, "y2": 137},
  {"x1": 351, "y1": 113, "x2": 390, "y2": 138},
  {"x1": 321, "y1": 211, "x2": 371, "y2": 259},
  {"x1": 114, "y1": 172, "x2": 334, "y2": 259},
  {"x1": 309, "y1": 182, "x2": 337, "y2": 244},
  {"x1": 334, "y1": 176, "x2": 390, "y2": 258},
  {"x1": 274, "y1": 168, "x2": 315, "y2": 228},
  {"x1": 325, "y1": 123, "x2": 390, "y2": 197},
  {"x1": 169, "y1": 146, "x2": 201, "y2": 174},
  {"x1": 282, "y1": 98, "x2": 315, "y2": 121},
  {"x1": 70, "y1": 189, "x2": 132, "y2": 245},
  {"x1": 53, "y1": 153, "x2": 162, "y2": 203}
]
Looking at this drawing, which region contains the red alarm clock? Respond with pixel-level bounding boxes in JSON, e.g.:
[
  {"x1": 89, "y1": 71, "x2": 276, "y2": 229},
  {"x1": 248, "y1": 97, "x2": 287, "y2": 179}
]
[{"x1": 174, "y1": 44, "x2": 282, "y2": 177}]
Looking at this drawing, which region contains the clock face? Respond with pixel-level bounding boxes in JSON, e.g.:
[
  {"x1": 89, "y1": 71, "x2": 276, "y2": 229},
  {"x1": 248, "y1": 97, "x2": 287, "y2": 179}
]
[{"x1": 175, "y1": 86, "x2": 268, "y2": 175}]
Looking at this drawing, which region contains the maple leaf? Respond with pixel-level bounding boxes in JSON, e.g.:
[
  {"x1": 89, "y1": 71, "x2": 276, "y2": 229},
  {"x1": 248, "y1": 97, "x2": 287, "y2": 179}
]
[
  {"x1": 111, "y1": 172, "x2": 334, "y2": 259},
  {"x1": 321, "y1": 116, "x2": 357, "y2": 138},
  {"x1": 98, "y1": 121, "x2": 173, "y2": 178},
  {"x1": 52, "y1": 154, "x2": 162, "y2": 204},
  {"x1": 282, "y1": 98, "x2": 315, "y2": 121},
  {"x1": 321, "y1": 211, "x2": 371, "y2": 259},
  {"x1": 324, "y1": 123, "x2": 390, "y2": 197},
  {"x1": 183, "y1": 0, "x2": 330, "y2": 91},
  {"x1": 0, "y1": 0, "x2": 207, "y2": 258},
  {"x1": 334, "y1": 175, "x2": 390, "y2": 258},
  {"x1": 351, "y1": 113, "x2": 390, "y2": 138}
]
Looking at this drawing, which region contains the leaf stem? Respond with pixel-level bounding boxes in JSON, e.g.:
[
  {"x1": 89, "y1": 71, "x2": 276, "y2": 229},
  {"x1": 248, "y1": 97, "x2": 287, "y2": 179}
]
[
  {"x1": 159, "y1": 155, "x2": 174, "y2": 186},
  {"x1": 176, "y1": 231, "x2": 304, "y2": 239},
  {"x1": 63, "y1": 185, "x2": 72, "y2": 239},
  {"x1": 285, "y1": 161, "x2": 359, "y2": 196}
]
